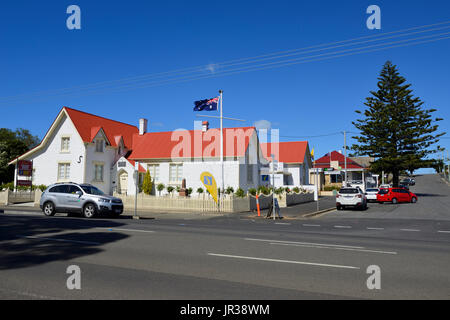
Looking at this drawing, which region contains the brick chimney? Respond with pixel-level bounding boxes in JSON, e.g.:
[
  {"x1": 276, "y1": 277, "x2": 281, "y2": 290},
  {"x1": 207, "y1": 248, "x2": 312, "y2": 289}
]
[{"x1": 202, "y1": 121, "x2": 209, "y2": 132}]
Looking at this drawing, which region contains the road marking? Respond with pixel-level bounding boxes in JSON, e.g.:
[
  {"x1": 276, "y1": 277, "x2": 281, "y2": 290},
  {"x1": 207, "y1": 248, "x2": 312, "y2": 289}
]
[
  {"x1": 334, "y1": 225, "x2": 352, "y2": 229},
  {"x1": 437, "y1": 230, "x2": 450, "y2": 233},
  {"x1": 275, "y1": 222, "x2": 291, "y2": 225},
  {"x1": 207, "y1": 253, "x2": 360, "y2": 270},
  {"x1": 95, "y1": 227, "x2": 155, "y2": 233},
  {"x1": 302, "y1": 224, "x2": 321, "y2": 227},
  {"x1": 269, "y1": 242, "x2": 397, "y2": 255},
  {"x1": 400, "y1": 229, "x2": 421, "y2": 232},
  {"x1": 366, "y1": 227, "x2": 385, "y2": 230},
  {"x1": 244, "y1": 238, "x2": 364, "y2": 249},
  {"x1": 20, "y1": 235, "x2": 101, "y2": 245}
]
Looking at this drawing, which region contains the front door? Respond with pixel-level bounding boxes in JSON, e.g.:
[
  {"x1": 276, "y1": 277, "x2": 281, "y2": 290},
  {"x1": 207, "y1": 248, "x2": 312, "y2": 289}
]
[{"x1": 118, "y1": 171, "x2": 128, "y2": 194}]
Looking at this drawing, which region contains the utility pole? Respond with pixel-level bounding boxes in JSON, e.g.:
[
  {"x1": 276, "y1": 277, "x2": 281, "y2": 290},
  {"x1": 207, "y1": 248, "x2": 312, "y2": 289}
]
[{"x1": 343, "y1": 131, "x2": 347, "y2": 186}]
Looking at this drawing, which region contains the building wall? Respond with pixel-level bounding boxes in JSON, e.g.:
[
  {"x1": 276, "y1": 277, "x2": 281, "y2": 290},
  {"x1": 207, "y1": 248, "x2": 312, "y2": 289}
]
[
  {"x1": 85, "y1": 142, "x2": 117, "y2": 194},
  {"x1": 23, "y1": 113, "x2": 86, "y2": 187}
]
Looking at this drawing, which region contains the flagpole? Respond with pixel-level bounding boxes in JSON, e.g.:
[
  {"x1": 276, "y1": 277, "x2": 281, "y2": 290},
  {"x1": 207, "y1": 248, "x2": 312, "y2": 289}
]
[{"x1": 219, "y1": 90, "x2": 224, "y2": 208}]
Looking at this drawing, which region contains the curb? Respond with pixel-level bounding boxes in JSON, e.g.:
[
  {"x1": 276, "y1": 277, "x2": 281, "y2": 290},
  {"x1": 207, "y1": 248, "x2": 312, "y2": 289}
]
[{"x1": 301, "y1": 207, "x2": 337, "y2": 218}]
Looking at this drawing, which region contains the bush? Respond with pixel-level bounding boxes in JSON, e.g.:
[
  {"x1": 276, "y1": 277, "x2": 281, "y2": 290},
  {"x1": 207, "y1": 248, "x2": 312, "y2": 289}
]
[
  {"x1": 234, "y1": 187, "x2": 245, "y2": 198},
  {"x1": 248, "y1": 188, "x2": 257, "y2": 196},
  {"x1": 1, "y1": 182, "x2": 14, "y2": 191},
  {"x1": 258, "y1": 185, "x2": 270, "y2": 195},
  {"x1": 284, "y1": 187, "x2": 291, "y2": 194},
  {"x1": 186, "y1": 187, "x2": 193, "y2": 196},
  {"x1": 197, "y1": 187, "x2": 204, "y2": 194},
  {"x1": 157, "y1": 183, "x2": 165, "y2": 195},
  {"x1": 292, "y1": 187, "x2": 300, "y2": 193},
  {"x1": 167, "y1": 186, "x2": 175, "y2": 194},
  {"x1": 324, "y1": 185, "x2": 341, "y2": 191},
  {"x1": 142, "y1": 170, "x2": 153, "y2": 195},
  {"x1": 225, "y1": 186, "x2": 234, "y2": 195}
]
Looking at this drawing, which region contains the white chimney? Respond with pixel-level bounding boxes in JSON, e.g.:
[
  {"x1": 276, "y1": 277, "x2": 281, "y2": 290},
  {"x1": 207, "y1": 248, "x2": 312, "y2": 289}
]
[
  {"x1": 202, "y1": 121, "x2": 209, "y2": 132},
  {"x1": 139, "y1": 118, "x2": 148, "y2": 135}
]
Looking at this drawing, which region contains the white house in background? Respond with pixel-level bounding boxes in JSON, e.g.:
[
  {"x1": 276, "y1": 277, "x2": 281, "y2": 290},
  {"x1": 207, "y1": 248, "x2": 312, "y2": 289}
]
[
  {"x1": 8, "y1": 107, "x2": 146, "y2": 195},
  {"x1": 127, "y1": 121, "x2": 267, "y2": 195},
  {"x1": 260, "y1": 141, "x2": 313, "y2": 187},
  {"x1": 9, "y1": 108, "x2": 268, "y2": 195}
]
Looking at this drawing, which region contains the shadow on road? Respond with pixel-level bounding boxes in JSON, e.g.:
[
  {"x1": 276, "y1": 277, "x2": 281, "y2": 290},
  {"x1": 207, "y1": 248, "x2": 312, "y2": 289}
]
[{"x1": 0, "y1": 215, "x2": 129, "y2": 270}]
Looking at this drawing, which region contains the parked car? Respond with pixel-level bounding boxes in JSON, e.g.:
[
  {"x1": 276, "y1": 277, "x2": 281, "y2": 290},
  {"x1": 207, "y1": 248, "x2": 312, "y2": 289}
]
[
  {"x1": 40, "y1": 182, "x2": 124, "y2": 218},
  {"x1": 400, "y1": 178, "x2": 415, "y2": 186},
  {"x1": 377, "y1": 188, "x2": 418, "y2": 204},
  {"x1": 336, "y1": 187, "x2": 367, "y2": 210},
  {"x1": 399, "y1": 183, "x2": 410, "y2": 190},
  {"x1": 365, "y1": 188, "x2": 379, "y2": 202}
]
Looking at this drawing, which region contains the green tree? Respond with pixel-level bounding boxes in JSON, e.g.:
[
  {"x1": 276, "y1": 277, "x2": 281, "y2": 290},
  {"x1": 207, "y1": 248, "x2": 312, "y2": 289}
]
[
  {"x1": 142, "y1": 170, "x2": 153, "y2": 195},
  {"x1": 351, "y1": 61, "x2": 445, "y2": 186},
  {"x1": 157, "y1": 183, "x2": 165, "y2": 196},
  {"x1": 0, "y1": 128, "x2": 39, "y2": 184}
]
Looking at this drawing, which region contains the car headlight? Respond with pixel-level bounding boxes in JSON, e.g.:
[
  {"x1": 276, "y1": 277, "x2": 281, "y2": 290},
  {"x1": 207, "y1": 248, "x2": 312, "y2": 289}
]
[{"x1": 98, "y1": 198, "x2": 111, "y2": 203}]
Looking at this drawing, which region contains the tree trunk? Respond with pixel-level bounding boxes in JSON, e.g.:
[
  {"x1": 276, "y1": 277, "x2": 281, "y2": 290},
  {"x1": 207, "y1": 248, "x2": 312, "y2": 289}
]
[{"x1": 392, "y1": 170, "x2": 399, "y2": 187}]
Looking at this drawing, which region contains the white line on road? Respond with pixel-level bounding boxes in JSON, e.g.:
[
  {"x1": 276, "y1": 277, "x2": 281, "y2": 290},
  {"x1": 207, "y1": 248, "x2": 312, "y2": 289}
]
[
  {"x1": 366, "y1": 227, "x2": 385, "y2": 230},
  {"x1": 400, "y1": 229, "x2": 421, "y2": 232},
  {"x1": 95, "y1": 227, "x2": 155, "y2": 233},
  {"x1": 207, "y1": 253, "x2": 360, "y2": 270},
  {"x1": 275, "y1": 222, "x2": 291, "y2": 225},
  {"x1": 19, "y1": 235, "x2": 101, "y2": 245},
  {"x1": 334, "y1": 225, "x2": 352, "y2": 229},
  {"x1": 302, "y1": 224, "x2": 321, "y2": 227},
  {"x1": 244, "y1": 238, "x2": 364, "y2": 249},
  {"x1": 437, "y1": 230, "x2": 450, "y2": 233},
  {"x1": 269, "y1": 242, "x2": 397, "y2": 255}
]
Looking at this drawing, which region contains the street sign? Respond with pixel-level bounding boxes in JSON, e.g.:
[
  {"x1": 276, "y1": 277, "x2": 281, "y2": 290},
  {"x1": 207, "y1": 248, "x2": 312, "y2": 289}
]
[{"x1": 262, "y1": 175, "x2": 269, "y2": 182}]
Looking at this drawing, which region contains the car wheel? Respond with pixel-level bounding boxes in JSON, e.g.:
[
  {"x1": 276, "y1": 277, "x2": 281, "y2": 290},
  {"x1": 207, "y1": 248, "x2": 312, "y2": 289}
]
[
  {"x1": 83, "y1": 203, "x2": 96, "y2": 218},
  {"x1": 43, "y1": 202, "x2": 56, "y2": 216},
  {"x1": 392, "y1": 198, "x2": 398, "y2": 204},
  {"x1": 336, "y1": 205, "x2": 342, "y2": 211},
  {"x1": 411, "y1": 197, "x2": 417, "y2": 203}
]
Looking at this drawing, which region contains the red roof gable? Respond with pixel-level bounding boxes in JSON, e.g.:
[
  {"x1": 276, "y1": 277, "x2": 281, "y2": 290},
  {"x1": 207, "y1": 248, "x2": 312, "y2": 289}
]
[
  {"x1": 261, "y1": 141, "x2": 309, "y2": 164},
  {"x1": 64, "y1": 107, "x2": 138, "y2": 148},
  {"x1": 313, "y1": 151, "x2": 363, "y2": 169},
  {"x1": 129, "y1": 127, "x2": 256, "y2": 160}
]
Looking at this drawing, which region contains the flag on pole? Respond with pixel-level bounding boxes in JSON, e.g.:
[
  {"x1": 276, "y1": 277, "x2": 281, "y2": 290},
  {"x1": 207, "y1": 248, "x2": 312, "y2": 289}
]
[{"x1": 193, "y1": 97, "x2": 219, "y2": 111}]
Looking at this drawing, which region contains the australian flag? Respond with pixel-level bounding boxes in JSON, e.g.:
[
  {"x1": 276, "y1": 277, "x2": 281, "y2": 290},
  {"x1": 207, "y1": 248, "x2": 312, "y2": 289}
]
[{"x1": 193, "y1": 97, "x2": 219, "y2": 111}]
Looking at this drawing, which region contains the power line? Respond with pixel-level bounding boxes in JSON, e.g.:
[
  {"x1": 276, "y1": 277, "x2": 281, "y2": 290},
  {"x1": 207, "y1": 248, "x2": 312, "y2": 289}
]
[{"x1": 1, "y1": 20, "x2": 450, "y2": 105}]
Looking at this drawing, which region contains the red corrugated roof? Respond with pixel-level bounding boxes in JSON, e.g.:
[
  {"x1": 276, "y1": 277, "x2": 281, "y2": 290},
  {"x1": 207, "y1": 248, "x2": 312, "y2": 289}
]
[
  {"x1": 261, "y1": 141, "x2": 309, "y2": 164},
  {"x1": 129, "y1": 127, "x2": 256, "y2": 159},
  {"x1": 313, "y1": 151, "x2": 363, "y2": 169},
  {"x1": 64, "y1": 107, "x2": 138, "y2": 148},
  {"x1": 126, "y1": 159, "x2": 147, "y2": 173}
]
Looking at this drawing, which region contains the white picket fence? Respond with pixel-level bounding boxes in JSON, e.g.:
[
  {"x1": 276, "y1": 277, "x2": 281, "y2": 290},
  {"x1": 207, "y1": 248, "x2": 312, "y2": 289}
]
[{"x1": 113, "y1": 192, "x2": 250, "y2": 213}]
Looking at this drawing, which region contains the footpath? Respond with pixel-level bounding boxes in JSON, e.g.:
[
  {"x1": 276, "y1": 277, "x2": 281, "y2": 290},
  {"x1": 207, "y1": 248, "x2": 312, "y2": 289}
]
[{"x1": 0, "y1": 196, "x2": 336, "y2": 220}]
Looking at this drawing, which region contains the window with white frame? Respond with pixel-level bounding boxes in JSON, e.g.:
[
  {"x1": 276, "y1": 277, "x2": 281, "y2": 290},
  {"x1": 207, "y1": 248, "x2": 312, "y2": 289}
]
[
  {"x1": 147, "y1": 164, "x2": 160, "y2": 182},
  {"x1": 94, "y1": 164, "x2": 104, "y2": 182},
  {"x1": 169, "y1": 163, "x2": 183, "y2": 183},
  {"x1": 61, "y1": 137, "x2": 70, "y2": 152},
  {"x1": 57, "y1": 163, "x2": 70, "y2": 181},
  {"x1": 95, "y1": 139, "x2": 104, "y2": 152}
]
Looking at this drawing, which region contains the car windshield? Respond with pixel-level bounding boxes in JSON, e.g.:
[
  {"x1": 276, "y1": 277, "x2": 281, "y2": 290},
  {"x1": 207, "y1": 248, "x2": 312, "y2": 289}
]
[
  {"x1": 339, "y1": 188, "x2": 359, "y2": 194},
  {"x1": 378, "y1": 189, "x2": 389, "y2": 194},
  {"x1": 366, "y1": 189, "x2": 378, "y2": 192},
  {"x1": 81, "y1": 185, "x2": 104, "y2": 195}
]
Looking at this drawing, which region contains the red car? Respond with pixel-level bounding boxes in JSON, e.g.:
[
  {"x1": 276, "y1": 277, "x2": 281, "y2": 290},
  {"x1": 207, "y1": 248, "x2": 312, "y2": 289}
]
[{"x1": 377, "y1": 187, "x2": 418, "y2": 204}]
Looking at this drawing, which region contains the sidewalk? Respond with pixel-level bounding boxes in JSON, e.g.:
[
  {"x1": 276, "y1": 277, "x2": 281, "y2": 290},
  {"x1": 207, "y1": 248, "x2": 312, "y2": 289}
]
[
  {"x1": 0, "y1": 197, "x2": 336, "y2": 220},
  {"x1": 241, "y1": 196, "x2": 336, "y2": 220}
]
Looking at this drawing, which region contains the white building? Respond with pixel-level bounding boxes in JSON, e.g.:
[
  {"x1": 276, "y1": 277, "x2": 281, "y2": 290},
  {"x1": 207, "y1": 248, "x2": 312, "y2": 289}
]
[
  {"x1": 260, "y1": 141, "x2": 313, "y2": 188},
  {"x1": 9, "y1": 107, "x2": 269, "y2": 195}
]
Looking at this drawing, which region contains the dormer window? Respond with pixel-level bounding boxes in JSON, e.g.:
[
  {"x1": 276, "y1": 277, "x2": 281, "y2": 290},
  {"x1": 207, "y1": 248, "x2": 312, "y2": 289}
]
[
  {"x1": 95, "y1": 139, "x2": 104, "y2": 152},
  {"x1": 61, "y1": 137, "x2": 70, "y2": 152}
]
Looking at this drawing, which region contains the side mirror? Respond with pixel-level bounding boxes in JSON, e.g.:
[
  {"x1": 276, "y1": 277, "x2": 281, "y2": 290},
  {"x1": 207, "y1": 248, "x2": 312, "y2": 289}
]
[{"x1": 75, "y1": 191, "x2": 83, "y2": 197}]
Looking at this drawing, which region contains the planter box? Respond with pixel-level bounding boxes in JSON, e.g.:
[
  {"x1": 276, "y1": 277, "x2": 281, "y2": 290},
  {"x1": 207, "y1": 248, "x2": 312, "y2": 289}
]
[{"x1": 250, "y1": 192, "x2": 314, "y2": 210}]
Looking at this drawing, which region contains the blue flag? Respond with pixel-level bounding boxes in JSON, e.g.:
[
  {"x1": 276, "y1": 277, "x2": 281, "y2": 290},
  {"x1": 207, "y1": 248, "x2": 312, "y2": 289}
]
[{"x1": 193, "y1": 97, "x2": 219, "y2": 111}]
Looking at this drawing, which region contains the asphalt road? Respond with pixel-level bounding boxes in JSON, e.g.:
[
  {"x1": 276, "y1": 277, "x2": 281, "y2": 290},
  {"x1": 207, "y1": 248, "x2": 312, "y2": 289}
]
[{"x1": 1, "y1": 174, "x2": 449, "y2": 300}]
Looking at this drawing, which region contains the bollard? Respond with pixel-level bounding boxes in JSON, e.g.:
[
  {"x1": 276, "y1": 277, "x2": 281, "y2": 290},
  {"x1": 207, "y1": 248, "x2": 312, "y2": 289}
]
[{"x1": 256, "y1": 194, "x2": 261, "y2": 217}]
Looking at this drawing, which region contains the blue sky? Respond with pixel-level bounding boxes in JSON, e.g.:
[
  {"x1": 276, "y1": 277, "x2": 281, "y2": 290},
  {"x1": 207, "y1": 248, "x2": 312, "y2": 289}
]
[{"x1": 1, "y1": 0, "x2": 449, "y2": 173}]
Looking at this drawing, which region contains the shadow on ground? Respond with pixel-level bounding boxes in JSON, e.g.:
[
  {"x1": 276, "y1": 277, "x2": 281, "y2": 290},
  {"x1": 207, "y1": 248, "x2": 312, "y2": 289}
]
[{"x1": 0, "y1": 215, "x2": 129, "y2": 270}]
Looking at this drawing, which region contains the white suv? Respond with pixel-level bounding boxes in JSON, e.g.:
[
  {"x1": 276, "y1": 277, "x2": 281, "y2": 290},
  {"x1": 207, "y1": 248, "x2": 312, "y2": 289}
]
[{"x1": 336, "y1": 187, "x2": 367, "y2": 210}]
